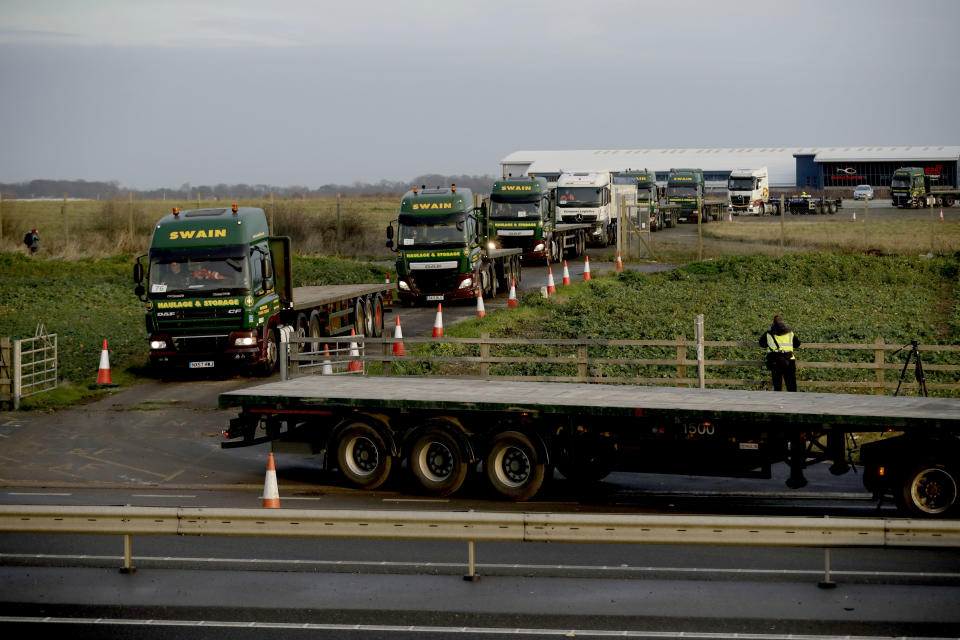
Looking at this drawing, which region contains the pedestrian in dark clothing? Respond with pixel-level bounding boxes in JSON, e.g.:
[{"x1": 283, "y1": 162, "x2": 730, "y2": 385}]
[
  {"x1": 23, "y1": 229, "x2": 39, "y2": 253},
  {"x1": 759, "y1": 314, "x2": 801, "y2": 391}
]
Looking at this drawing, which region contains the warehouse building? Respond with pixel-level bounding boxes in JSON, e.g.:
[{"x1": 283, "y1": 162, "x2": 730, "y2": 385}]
[{"x1": 499, "y1": 147, "x2": 960, "y2": 190}]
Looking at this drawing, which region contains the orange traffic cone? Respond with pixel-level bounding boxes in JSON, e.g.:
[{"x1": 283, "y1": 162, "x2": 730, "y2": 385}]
[
  {"x1": 940, "y1": 209, "x2": 944, "y2": 221},
  {"x1": 96, "y1": 339, "x2": 117, "y2": 386},
  {"x1": 392, "y1": 316, "x2": 405, "y2": 356},
  {"x1": 432, "y1": 304, "x2": 444, "y2": 337},
  {"x1": 583, "y1": 256, "x2": 592, "y2": 281},
  {"x1": 385, "y1": 272, "x2": 391, "y2": 284},
  {"x1": 348, "y1": 329, "x2": 362, "y2": 372},
  {"x1": 562, "y1": 260, "x2": 571, "y2": 286},
  {"x1": 476, "y1": 291, "x2": 486, "y2": 319},
  {"x1": 262, "y1": 452, "x2": 280, "y2": 508},
  {"x1": 615, "y1": 252, "x2": 623, "y2": 273},
  {"x1": 851, "y1": 210, "x2": 857, "y2": 221},
  {"x1": 321, "y1": 344, "x2": 333, "y2": 375},
  {"x1": 546, "y1": 267, "x2": 556, "y2": 294},
  {"x1": 508, "y1": 279, "x2": 518, "y2": 308}
]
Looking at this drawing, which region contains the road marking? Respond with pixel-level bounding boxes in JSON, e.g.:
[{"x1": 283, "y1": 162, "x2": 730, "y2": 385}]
[
  {"x1": 6, "y1": 492, "x2": 72, "y2": 496},
  {"x1": 0, "y1": 617, "x2": 952, "y2": 639},
  {"x1": 131, "y1": 494, "x2": 197, "y2": 499},
  {"x1": 382, "y1": 498, "x2": 450, "y2": 503},
  {"x1": 71, "y1": 452, "x2": 168, "y2": 478}
]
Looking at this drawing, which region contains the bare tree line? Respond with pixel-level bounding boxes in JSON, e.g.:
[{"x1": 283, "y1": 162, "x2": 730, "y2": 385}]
[{"x1": 0, "y1": 174, "x2": 497, "y2": 200}]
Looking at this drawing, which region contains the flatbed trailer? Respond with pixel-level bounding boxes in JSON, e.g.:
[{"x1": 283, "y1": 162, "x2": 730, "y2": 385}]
[
  {"x1": 220, "y1": 376, "x2": 960, "y2": 516},
  {"x1": 662, "y1": 199, "x2": 728, "y2": 224}
]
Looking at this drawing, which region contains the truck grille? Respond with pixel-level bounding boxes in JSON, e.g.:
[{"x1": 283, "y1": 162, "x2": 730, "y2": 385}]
[
  {"x1": 154, "y1": 306, "x2": 244, "y2": 331},
  {"x1": 731, "y1": 195, "x2": 750, "y2": 206},
  {"x1": 410, "y1": 268, "x2": 460, "y2": 294},
  {"x1": 561, "y1": 213, "x2": 597, "y2": 223},
  {"x1": 172, "y1": 334, "x2": 230, "y2": 353}
]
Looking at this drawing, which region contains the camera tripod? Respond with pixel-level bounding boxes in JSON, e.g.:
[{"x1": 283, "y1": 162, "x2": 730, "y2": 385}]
[{"x1": 893, "y1": 340, "x2": 928, "y2": 397}]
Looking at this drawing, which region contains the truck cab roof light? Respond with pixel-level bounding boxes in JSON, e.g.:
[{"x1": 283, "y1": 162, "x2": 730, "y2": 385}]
[
  {"x1": 232, "y1": 204, "x2": 239, "y2": 213},
  {"x1": 413, "y1": 187, "x2": 418, "y2": 195},
  {"x1": 451, "y1": 184, "x2": 456, "y2": 193},
  {"x1": 172, "y1": 207, "x2": 180, "y2": 216}
]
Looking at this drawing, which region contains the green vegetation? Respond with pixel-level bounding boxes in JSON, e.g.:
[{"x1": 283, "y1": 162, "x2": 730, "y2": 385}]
[
  {"x1": 0, "y1": 252, "x2": 394, "y2": 409},
  {"x1": 399, "y1": 253, "x2": 960, "y2": 392}
]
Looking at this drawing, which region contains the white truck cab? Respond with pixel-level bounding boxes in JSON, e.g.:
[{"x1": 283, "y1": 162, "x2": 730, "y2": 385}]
[
  {"x1": 556, "y1": 171, "x2": 634, "y2": 246},
  {"x1": 727, "y1": 167, "x2": 770, "y2": 215}
]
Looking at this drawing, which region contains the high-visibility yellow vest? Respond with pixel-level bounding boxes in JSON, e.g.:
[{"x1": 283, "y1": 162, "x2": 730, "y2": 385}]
[{"x1": 766, "y1": 332, "x2": 795, "y2": 359}]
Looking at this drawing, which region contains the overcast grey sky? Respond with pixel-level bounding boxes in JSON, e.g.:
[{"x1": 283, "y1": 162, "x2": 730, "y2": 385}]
[{"x1": 1, "y1": 0, "x2": 958, "y2": 189}]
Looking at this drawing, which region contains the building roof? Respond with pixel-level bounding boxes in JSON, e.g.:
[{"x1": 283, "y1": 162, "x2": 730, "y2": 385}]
[{"x1": 500, "y1": 147, "x2": 960, "y2": 186}]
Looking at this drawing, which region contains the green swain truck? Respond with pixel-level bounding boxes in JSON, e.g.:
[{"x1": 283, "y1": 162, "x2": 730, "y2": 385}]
[
  {"x1": 387, "y1": 185, "x2": 522, "y2": 306},
  {"x1": 134, "y1": 205, "x2": 392, "y2": 375}
]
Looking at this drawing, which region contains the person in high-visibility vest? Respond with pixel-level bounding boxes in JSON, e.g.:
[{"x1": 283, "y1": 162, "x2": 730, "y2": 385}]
[{"x1": 758, "y1": 314, "x2": 801, "y2": 392}]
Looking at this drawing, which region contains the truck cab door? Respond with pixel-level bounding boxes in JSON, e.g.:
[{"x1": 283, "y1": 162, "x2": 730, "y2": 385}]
[{"x1": 268, "y1": 236, "x2": 293, "y2": 307}]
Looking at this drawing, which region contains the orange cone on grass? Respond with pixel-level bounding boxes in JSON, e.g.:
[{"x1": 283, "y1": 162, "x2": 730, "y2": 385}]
[
  {"x1": 546, "y1": 267, "x2": 556, "y2": 294},
  {"x1": 940, "y1": 209, "x2": 944, "y2": 221},
  {"x1": 392, "y1": 316, "x2": 406, "y2": 356},
  {"x1": 321, "y1": 344, "x2": 333, "y2": 375},
  {"x1": 508, "y1": 280, "x2": 518, "y2": 308},
  {"x1": 562, "y1": 260, "x2": 571, "y2": 286},
  {"x1": 96, "y1": 339, "x2": 117, "y2": 386},
  {"x1": 476, "y1": 291, "x2": 486, "y2": 319},
  {"x1": 432, "y1": 303, "x2": 444, "y2": 338},
  {"x1": 616, "y1": 252, "x2": 623, "y2": 273},
  {"x1": 262, "y1": 452, "x2": 280, "y2": 508},
  {"x1": 583, "y1": 256, "x2": 592, "y2": 281}
]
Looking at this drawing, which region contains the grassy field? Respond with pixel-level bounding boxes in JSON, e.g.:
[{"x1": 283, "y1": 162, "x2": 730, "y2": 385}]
[
  {"x1": 4, "y1": 196, "x2": 960, "y2": 408},
  {"x1": 703, "y1": 218, "x2": 960, "y2": 256},
  {"x1": 398, "y1": 253, "x2": 960, "y2": 393},
  {"x1": 0, "y1": 195, "x2": 400, "y2": 260},
  {"x1": 0, "y1": 252, "x2": 393, "y2": 409}
]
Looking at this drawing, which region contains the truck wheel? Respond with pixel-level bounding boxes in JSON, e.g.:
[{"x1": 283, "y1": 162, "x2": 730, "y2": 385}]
[
  {"x1": 485, "y1": 431, "x2": 546, "y2": 501},
  {"x1": 295, "y1": 313, "x2": 310, "y2": 354},
  {"x1": 354, "y1": 299, "x2": 367, "y2": 336},
  {"x1": 895, "y1": 462, "x2": 958, "y2": 517},
  {"x1": 409, "y1": 428, "x2": 469, "y2": 496},
  {"x1": 336, "y1": 421, "x2": 393, "y2": 490},
  {"x1": 309, "y1": 312, "x2": 324, "y2": 342},
  {"x1": 362, "y1": 297, "x2": 375, "y2": 336},
  {"x1": 257, "y1": 328, "x2": 279, "y2": 376}
]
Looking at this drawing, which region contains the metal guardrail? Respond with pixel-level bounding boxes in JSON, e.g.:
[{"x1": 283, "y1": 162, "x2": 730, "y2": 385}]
[{"x1": 2, "y1": 505, "x2": 958, "y2": 584}]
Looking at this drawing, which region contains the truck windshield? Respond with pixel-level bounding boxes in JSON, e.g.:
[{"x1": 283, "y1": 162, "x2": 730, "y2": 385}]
[
  {"x1": 556, "y1": 187, "x2": 602, "y2": 207},
  {"x1": 637, "y1": 184, "x2": 655, "y2": 201},
  {"x1": 891, "y1": 177, "x2": 910, "y2": 188},
  {"x1": 489, "y1": 200, "x2": 541, "y2": 219},
  {"x1": 149, "y1": 256, "x2": 248, "y2": 297},
  {"x1": 728, "y1": 178, "x2": 756, "y2": 190},
  {"x1": 398, "y1": 222, "x2": 464, "y2": 247},
  {"x1": 667, "y1": 186, "x2": 698, "y2": 197}
]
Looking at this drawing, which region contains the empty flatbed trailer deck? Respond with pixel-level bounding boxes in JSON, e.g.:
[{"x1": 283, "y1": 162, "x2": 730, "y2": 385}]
[{"x1": 220, "y1": 377, "x2": 960, "y2": 516}]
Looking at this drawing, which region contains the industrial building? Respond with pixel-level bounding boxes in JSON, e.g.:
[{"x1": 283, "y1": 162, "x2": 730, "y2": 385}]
[{"x1": 499, "y1": 147, "x2": 960, "y2": 190}]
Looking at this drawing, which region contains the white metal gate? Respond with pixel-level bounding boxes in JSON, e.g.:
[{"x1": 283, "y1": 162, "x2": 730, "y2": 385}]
[{"x1": 0, "y1": 324, "x2": 58, "y2": 410}]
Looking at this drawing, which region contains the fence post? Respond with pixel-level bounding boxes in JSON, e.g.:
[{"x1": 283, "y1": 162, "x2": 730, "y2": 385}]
[
  {"x1": 12, "y1": 339, "x2": 22, "y2": 410},
  {"x1": 695, "y1": 314, "x2": 705, "y2": 389},
  {"x1": 382, "y1": 341, "x2": 392, "y2": 377},
  {"x1": 779, "y1": 194, "x2": 785, "y2": 256},
  {"x1": 577, "y1": 338, "x2": 587, "y2": 380},
  {"x1": 677, "y1": 333, "x2": 687, "y2": 387},
  {"x1": 874, "y1": 337, "x2": 885, "y2": 394},
  {"x1": 480, "y1": 332, "x2": 490, "y2": 377},
  {"x1": 336, "y1": 193, "x2": 342, "y2": 256}
]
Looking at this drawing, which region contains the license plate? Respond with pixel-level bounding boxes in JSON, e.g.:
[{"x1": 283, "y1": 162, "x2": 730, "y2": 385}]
[
  {"x1": 188, "y1": 361, "x2": 215, "y2": 369},
  {"x1": 426, "y1": 295, "x2": 444, "y2": 301}
]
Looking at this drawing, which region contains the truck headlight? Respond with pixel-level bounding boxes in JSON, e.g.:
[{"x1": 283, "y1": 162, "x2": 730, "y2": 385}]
[
  {"x1": 230, "y1": 331, "x2": 258, "y2": 347},
  {"x1": 398, "y1": 279, "x2": 410, "y2": 291},
  {"x1": 149, "y1": 339, "x2": 168, "y2": 350},
  {"x1": 488, "y1": 241, "x2": 497, "y2": 250},
  {"x1": 458, "y1": 277, "x2": 474, "y2": 289},
  {"x1": 533, "y1": 242, "x2": 545, "y2": 252}
]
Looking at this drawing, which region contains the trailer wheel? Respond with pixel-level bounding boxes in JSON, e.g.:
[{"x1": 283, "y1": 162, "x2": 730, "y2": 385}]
[
  {"x1": 895, "y1": 462, "x2": 958, "y2": 517},
  {"x1": 336, "y1": 421, "x2": 393, "y2": 490},
  {"x1": 294, "y1": 313, "x2": 310, "y2": 353},
  {"x1": 354, "y1": 299, "x2": 368, "y2": 336},
  {"x1": 409, "y1": 428, "x2": 469, "y2": 496},
  {"x1": 308, "y1": 312, "x2": 324, "y2": 341},
  {"x1": 556, "y1": 433, "x2": 615, "y2": 483},
  {"x1": 485, "y1": 431, "x2": 546, "y2": 501}
]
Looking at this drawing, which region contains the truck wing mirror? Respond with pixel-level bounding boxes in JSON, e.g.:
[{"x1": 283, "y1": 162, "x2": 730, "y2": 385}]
[
  {"x1": 386, "y1": 239, "x2": 394, "y2": 250},
  {"x1": 386, "y1": 225, "x2": 394, "y2": 240},
  {"x1": 133, "y1": 262, "x2": 144, "y2": 284}
]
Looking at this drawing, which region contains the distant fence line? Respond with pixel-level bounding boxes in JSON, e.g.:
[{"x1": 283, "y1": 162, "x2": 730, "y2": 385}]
[{"x1": 283, "y1": 334, "x2": 960, "y2": 395}]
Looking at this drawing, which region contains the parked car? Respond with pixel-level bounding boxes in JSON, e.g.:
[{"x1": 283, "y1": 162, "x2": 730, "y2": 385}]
[{"x1": 853, "y1": 184, "x2": 874, "y2": 200}]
